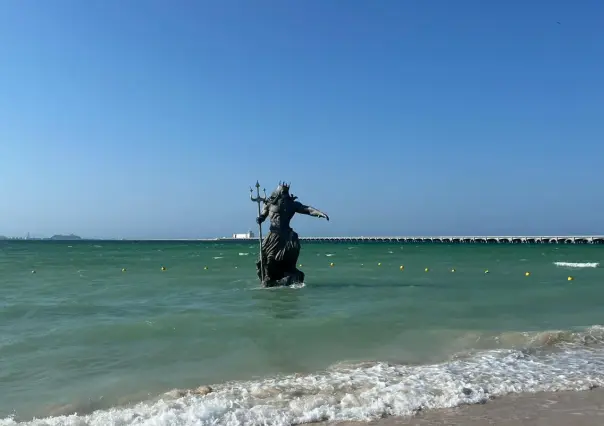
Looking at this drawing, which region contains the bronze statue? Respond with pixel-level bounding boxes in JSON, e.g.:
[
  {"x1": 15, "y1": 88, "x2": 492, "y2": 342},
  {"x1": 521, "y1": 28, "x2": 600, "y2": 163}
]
[{"x1": 250, "y1": 181, "x2": 329, "y2": 287}]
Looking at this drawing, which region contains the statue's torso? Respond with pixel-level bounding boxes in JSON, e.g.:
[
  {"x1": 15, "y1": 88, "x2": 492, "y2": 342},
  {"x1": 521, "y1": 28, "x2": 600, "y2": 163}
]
[{"x1": 267, "y1": 197, "x2": 297, "y2": 231}]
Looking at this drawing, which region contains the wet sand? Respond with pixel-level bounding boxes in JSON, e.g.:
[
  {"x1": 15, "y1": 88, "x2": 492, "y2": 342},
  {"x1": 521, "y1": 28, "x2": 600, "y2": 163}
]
[{"x1": 326, "y1": 389, "x2": 604, "y2": 425}]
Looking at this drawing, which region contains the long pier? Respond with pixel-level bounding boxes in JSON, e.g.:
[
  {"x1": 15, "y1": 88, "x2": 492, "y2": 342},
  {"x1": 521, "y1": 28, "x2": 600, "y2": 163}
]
[
  {"x1": 220, "y1": 235, "x2": 604, "y2": 244},
  {"x1": 300, "y1": 236, "x2": 604, "y2": 244}
]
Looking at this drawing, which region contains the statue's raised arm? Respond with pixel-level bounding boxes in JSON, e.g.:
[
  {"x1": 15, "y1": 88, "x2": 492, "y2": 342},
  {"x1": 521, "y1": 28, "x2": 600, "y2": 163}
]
[
  {"x1": 250, "y1": 181, "x2": 330, "y2": 287},
  {"x1": 294, "y1": 201, "x2": 329, "y2": 221}
]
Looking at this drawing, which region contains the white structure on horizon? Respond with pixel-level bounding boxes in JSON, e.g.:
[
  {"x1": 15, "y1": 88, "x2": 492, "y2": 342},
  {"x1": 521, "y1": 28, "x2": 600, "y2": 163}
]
[{"x1": 232, "y1": 230, "x2": 255, "y2": 239}]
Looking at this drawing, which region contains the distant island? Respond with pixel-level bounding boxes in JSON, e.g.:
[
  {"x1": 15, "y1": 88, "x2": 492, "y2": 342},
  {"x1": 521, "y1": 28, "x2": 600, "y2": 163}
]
[{"x1": 49, "y1": 234, "x2": 82, "y2": 240}]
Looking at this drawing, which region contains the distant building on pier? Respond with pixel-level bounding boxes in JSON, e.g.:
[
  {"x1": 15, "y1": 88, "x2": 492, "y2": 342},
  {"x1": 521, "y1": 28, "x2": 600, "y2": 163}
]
[{"x1": 232, "y1": 230, "x2": 255, "y2": 239}]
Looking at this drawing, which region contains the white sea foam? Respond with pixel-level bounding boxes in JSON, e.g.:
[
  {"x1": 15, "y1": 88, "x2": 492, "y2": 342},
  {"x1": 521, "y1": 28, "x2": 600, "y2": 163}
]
[
  {"x1": 554, "y1": 261, "x2": 599, "y2": 268},
  {"x1": 288, "y1": 282, "x2": 306, "y2": 289},
  {"x1": 238, "y1": 253, "x2": 249, "y2": 256},
  {"x1": 212, "y1": 257, "x2": 224, "y2": 260},
  {"x1": 4, "y1": 327, "x2": 604, "y2": 426},
  {"x1": 250, "y1": 283, "x2": 306, "y2": 291}
]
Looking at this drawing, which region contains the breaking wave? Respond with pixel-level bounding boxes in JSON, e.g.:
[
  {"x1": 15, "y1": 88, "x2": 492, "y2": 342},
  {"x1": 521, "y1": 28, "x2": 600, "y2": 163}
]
[
  {"x1": 3, "y1": 326, "x2": 604, "y2": 426},
  {"x1": 554, "y1": 262, "x2": 599, "y2": 268}
]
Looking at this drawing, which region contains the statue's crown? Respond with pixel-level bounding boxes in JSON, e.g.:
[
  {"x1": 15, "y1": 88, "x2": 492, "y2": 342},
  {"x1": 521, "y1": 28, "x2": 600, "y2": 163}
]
[{"x1": 278, "y1": 181, "x2": 290, "y2": 190}]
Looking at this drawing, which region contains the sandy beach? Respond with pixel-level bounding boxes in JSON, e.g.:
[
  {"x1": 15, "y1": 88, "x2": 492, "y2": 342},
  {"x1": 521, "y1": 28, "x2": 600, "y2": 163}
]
[{"x1": 326, "y1": 389, "x2": 604, "y2": 426}]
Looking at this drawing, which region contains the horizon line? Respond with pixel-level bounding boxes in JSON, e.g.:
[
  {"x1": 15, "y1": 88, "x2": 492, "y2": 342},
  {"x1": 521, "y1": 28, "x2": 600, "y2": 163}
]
[{"x1": 4, "y1": 234, "x2": 604, "y2": 241}]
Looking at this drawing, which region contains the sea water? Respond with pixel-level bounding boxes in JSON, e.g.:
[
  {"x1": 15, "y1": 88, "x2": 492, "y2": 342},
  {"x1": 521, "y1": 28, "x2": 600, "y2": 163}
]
[{"x1": 1, "y1": 241, "x2": 603, "y2": 425}]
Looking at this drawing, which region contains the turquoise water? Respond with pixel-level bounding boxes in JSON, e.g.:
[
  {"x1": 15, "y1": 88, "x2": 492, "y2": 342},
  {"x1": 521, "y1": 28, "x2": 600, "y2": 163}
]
[{"x1": 1, "y1": 241, "x2": 604, "y2": 425}]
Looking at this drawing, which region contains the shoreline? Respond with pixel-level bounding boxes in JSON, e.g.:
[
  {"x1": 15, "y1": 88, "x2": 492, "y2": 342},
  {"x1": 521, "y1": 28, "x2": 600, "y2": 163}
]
[
  {"x1": 30, "y1": 387, "x2": 604, "y2": 425},
  {"x1": 323, "y1": 388, "x2": 604, "y2": 426}
]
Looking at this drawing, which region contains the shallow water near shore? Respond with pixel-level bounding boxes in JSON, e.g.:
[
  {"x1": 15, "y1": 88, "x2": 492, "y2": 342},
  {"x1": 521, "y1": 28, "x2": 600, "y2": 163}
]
[{"x1": 1, "y1": 241, "x2": 603, "y2": 425}]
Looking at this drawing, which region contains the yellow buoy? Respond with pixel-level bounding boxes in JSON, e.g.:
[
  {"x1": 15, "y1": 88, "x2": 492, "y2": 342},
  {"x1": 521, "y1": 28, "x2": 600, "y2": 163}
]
[
  {"x1": 525, "y1": 272, "x2": 530, "y2": 276},
  {"x1": 330, "y1": 262, "x2": 334, "y2": 267},
  {"x1": 451, "y1": 268, "x2": 456, "y2": 272},
  {"x1": 568, "y1": 276, "x2": 574, "y2": 281},
  {"x1": 204, "y1": 266, "x2": 208, "y2": 270},
  {"x1": 122, "y1": 268, "x2": 127, "y2": 272},
  {"x1": 161, "y1": 266, "x2": 166, "y2": 271},
  {"x1": 378, "y1": 262, "x2": 382, "y2": 266},
  {"x1": 31, "y1": 270, "x2": 36, "y2": 274},
  {"x1": 425, "y1": 267, "x2": 429, "y2": 272},
  {"x1": 299, "y1": 264, "x2": 303, "y2": 267},
  {"x1": 484, "y1": 269, "x2": 489, "y2": 274},
  {"x1": 400, "y1": 265, "x2": 404, "y2": 271}
]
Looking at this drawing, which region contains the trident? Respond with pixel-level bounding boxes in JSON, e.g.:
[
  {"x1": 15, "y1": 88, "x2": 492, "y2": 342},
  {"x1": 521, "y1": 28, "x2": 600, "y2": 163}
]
[{"x1": 250, "y1": 181, "x2": 267, "y2": 282}]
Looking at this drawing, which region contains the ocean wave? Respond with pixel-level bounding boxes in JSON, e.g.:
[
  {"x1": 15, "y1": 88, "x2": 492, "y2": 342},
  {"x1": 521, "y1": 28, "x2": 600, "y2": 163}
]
[
  {"x1": 451, "y1": 326, "x2": 604, "y2": 354},
  {"x1": 554, "y1": 262, "x2": 599, "y2": 268},
  {"x1": 4, "y1": 326, "x2": 604, "y2": 426}
]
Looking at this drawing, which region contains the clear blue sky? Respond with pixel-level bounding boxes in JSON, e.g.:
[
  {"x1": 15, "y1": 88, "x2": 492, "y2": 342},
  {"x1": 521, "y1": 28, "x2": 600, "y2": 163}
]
[{"x1": 1, "y1": 0, "x2": 603, "y2": 239}]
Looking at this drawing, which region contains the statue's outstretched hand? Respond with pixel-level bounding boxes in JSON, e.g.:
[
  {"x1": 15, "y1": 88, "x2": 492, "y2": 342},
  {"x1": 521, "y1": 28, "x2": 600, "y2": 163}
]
[
  {"x1": 321, "y1": 213, "x2": 330, "y2": 221},
  {"x1": 256, "y1": 216, "x2": 265, "y2": 225}
]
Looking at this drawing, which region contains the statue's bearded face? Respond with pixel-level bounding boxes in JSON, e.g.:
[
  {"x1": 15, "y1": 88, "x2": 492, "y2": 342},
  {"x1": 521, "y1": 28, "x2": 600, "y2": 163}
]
[
  {"x1": 275, "y1": 183, "x2": 290, "y2": 197},
  {"x1": 268, "y1": 184, "x2": 290, "y2": 204}
]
